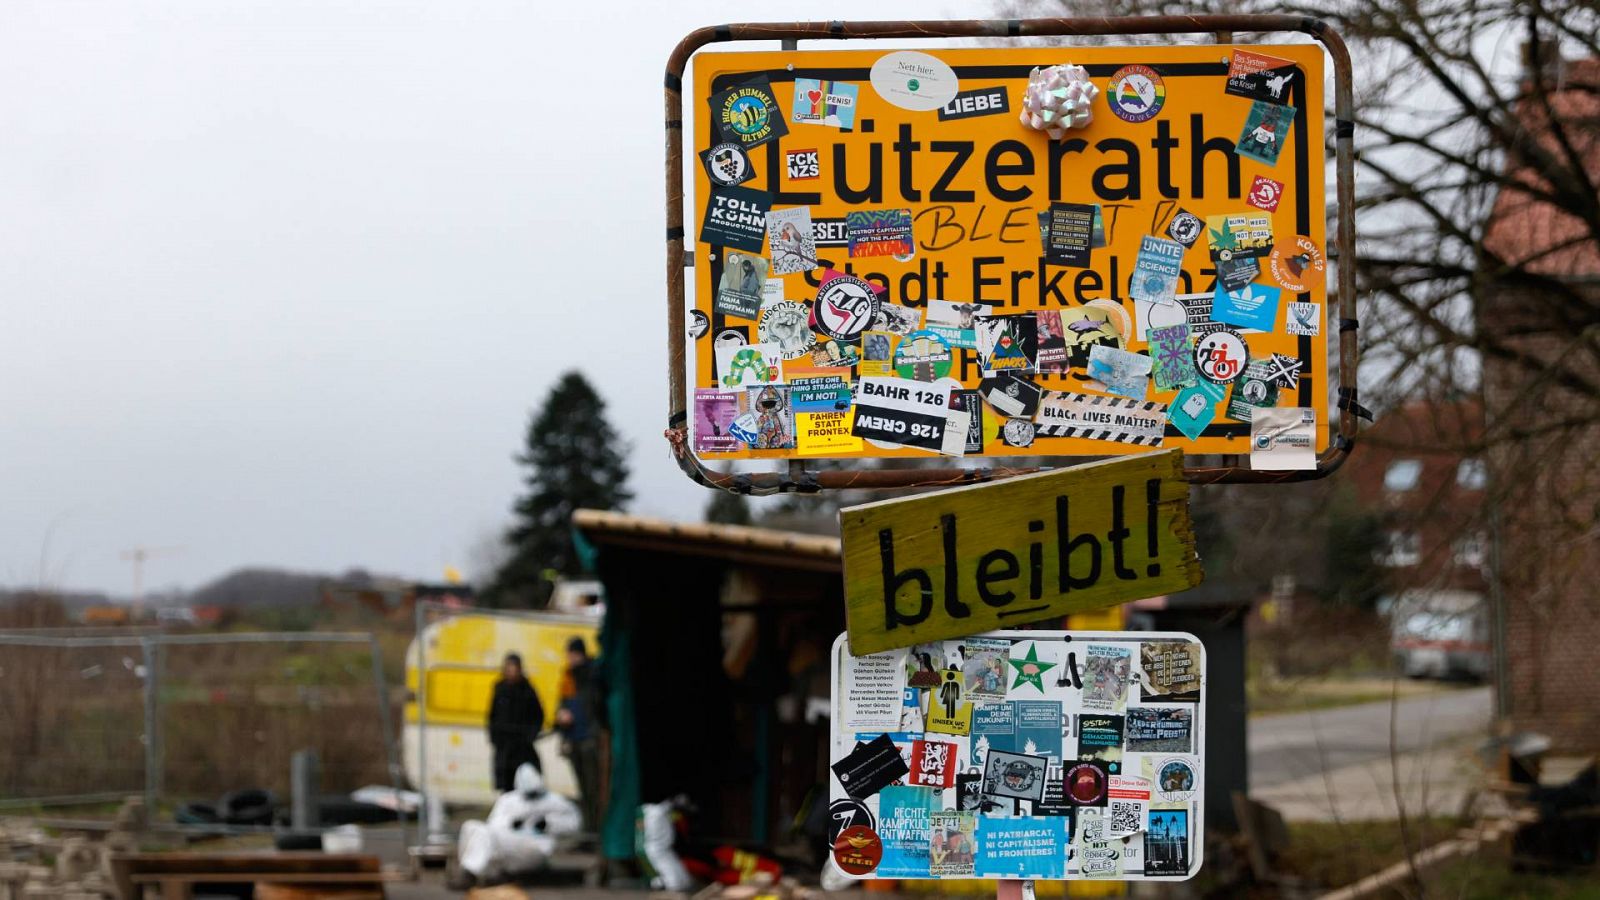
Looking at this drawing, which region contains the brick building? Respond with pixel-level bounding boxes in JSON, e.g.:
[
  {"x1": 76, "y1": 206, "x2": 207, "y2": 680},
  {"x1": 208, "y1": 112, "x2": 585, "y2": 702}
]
[
  {"x1": 1343, "y1": 400, "x2": 1489, "y2": 594},
  {"x1": 1479, "y1": 55, "x2": 1600, "y2": 751}
]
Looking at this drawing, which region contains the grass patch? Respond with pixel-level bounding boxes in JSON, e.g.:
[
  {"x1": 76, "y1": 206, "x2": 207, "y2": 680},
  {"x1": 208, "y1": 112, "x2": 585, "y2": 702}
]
[
  {"x1": 1277, "y1": 818, "x2": 1456, "y2": 888},
  {"x1": 1429, "y1": 842, "x2": 1600, "y2": 899},
  {"x1": 1248, "y1": 676, "x2": 1472, "y2": 718},
  {"x1": 1279, "y1": 819, "x2": 1600, "y2": 898}
]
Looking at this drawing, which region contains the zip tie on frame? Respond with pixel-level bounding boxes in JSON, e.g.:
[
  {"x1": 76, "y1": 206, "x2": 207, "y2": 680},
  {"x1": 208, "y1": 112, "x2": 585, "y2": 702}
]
[
  {"x1": 732, "y1": 473, "x2": 755, "y2": 495},
  {"x1": 713, "y1": 25, "x2": 732, "y2": 42},
  {"x1": 664, "y1": 72, "x2": 682, "y2": 92},
  {"x1": 1335, "y1": 118, "x2": 1355, "y2": 139},
  {"x1": 1339, "y1": 318, "x2": 1359, "y2": 333},
  {"x1": 666, "y1": 226, "x2": 685, "y2": 241},
  {"x1": 1333, "y1": 434, "x2": 1355, "y2": 452}
]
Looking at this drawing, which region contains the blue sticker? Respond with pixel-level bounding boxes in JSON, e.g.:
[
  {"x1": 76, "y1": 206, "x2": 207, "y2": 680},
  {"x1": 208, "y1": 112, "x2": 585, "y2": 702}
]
[
  {"x1": 1211, "y1": 282, "x2": 1282, "y2": 332},
  {"x1": 789, "y1": 377, "x2": 852, "y2": 413},
  {"x1": 971, "y1": 702, "x2": 1017, "y2": 767},
  {"x1": 878, "y1": 785, "x2": 939, "y2": 878},
  {"x1": 728, "y1": 412, "x2": 760, "y2": 445},
  {"x1": 1170, "y1": 381, "x2": 1225, "y2": 441},
  {"x1": 975, "y1": 817, "x2": 1070, "y2": 879},
  {"x1": 791, "y1": 79, "x2": 859, "y2": 129},
  {"x1": 1014, "y1": 700, "x2": 1064, "y2": 762}
]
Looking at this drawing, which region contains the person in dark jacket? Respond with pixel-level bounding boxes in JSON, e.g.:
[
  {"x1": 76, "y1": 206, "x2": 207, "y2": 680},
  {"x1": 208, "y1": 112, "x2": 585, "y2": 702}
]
[
  {"x1": 488, "y1": 652, "x2": 544, "y2": 792},
  {"x1": 555, "y1": 637, "x2": 604, "y2": 829}
]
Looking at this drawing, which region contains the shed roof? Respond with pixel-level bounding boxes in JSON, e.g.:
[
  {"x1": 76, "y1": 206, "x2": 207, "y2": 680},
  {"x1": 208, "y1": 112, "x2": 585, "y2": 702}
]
[{"x1": 572, "y1": 509, "x2": 842, "y2": 573}]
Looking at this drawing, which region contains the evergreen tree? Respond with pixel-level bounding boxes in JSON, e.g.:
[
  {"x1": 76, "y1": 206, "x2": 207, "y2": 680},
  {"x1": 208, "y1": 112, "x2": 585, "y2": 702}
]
[
  {"x1": 703, "y1": 489, "x2": 753, "y2": 526},
  {"x1": 486, "y1": 372, "x2": 631, "y2": 606}
]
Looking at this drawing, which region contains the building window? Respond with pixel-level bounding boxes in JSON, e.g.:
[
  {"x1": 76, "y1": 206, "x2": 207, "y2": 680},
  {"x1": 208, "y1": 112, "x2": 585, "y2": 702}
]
[
  {"x1": 1454, "y1": 532, "x2": 1487, "y2": 569},
  {"x1": 1379, "y1": 530, "x2": 1422, "y2": 567},
  {"x1": 1457, "y1": 458, "x2": 1487, "y2": 490},
  {"x1": 1384, "y1": 459, "x2": 1423, "y2": 492}
]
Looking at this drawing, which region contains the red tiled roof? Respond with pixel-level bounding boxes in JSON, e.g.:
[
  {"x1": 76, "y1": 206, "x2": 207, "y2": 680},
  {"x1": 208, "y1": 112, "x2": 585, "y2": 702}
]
[{"x1": 1482, "y1": 58, "x2": 1600, "y2": 277}]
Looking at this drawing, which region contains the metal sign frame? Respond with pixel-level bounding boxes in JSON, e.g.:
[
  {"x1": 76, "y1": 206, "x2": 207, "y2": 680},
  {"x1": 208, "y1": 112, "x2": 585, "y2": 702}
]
[{"x1": 664, "y1": 17, "x2": 1359, "y2": 493}]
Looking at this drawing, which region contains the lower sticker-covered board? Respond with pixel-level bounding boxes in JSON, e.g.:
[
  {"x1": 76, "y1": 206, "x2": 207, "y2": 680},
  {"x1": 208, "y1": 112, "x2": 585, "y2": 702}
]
[{"x1": 828, "y1": 629, "x2": 1205, "y2": 881}]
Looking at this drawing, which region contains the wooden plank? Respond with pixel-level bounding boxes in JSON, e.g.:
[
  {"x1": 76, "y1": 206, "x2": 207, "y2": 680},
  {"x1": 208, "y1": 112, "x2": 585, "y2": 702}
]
[
  {"x1": 114, "y1": 854, "x2": 379, "y2": 875},
  {"x1": 840, "y1": 450, "x2": 1201, "y2": 655},
  {"x1": 130, "y1": 873, "x2": 397, "y2": 884}
]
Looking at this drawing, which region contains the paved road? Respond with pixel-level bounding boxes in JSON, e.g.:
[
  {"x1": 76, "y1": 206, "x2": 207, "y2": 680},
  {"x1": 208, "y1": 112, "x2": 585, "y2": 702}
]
[{"x1": 1250, "y1": 685, "x2": 1493, "y2": 789}]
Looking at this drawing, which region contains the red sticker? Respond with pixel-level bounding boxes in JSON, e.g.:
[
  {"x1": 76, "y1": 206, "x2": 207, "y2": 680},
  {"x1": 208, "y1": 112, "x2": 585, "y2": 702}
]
[
  {"x1": 908, "y1": 738, "x2": 957, "y2": 788},
  {"x1": 1246, "y1": 175, "x2": 1284, "y2": 212},
  {"x1": 786, "y1": 148, "x2": 820, "y2": 181},
  {"x1": 832, "y1": 825, "x2": 883, "y2": 875}
]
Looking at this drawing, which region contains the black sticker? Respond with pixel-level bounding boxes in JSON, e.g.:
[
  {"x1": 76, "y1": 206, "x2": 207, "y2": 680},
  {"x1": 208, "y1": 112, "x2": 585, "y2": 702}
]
[
  {"x1": 700, "y1": 186, "x2": 772, "y2": 252},
  {"x1": 1033, "y1": 765, "x2": 1075, "y2": 818},
  {"x1": 956, "y1": 772, "x2": 985, "y2": 811},
  {"x1": 709, "y1": 79, "x2": 789, "y2": 149},
  {"x1": 1076, "y1": 715, "x2": 1125, "y2": 773},
  {"x1": 1216, "y1": 255, "x2": 1262, "y2": 291},
  {"x1": 1065, "y1": 761, "x2": 1110, "y2": 807},
  {"x1": 982, "y1": 749, "x2": 1049, "y2": 802},
  {"x1": 1144, "y1": 808, "x2": 1191, "y2": 875},
  {"x1": 812, "y1": 275, "x2": 882, "y2": 342},
  {"x1": 700, "y1": 143, "x2": 755, "y2": 188},
  {"x1": 689, "y1": 309, "x2": 710, "y2": 339},
  {"x1": 826, "y1": 798, "x2": 875, "y2": 845},
  {"x1": 1126, "y1": 707, "x2": 1193, "y2": 754},
  {"x1": 830, "y1": 734, "x2": 909, "y2": 800},
  {"x1": 937, "y1": 86, "x2": 1011, "y2": 121},
  {"x1": 978, "y1": 373, "x2": 1043, "y2": 419},
  {"x1": 1224, "y1": 50, "x2": 1300, "y2": 106},
  {"x1": 952, "y1": 389, "x2": 984, "y2": 454},
  {"x1": 813, "y1": 216, "x2": 850, "y2": 248},
  {"x1": 1165, "y1": 210, "x2": 1204, "y2": 247},
  {"x1": 1042, "y1": 202, "x2": 1096, "y2": 267}
]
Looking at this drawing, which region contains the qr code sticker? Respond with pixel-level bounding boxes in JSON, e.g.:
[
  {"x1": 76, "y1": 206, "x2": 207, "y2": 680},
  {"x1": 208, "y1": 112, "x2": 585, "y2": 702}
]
[{"x1": 1110, "y1": 801, "x2": 1142, "y2": 834}]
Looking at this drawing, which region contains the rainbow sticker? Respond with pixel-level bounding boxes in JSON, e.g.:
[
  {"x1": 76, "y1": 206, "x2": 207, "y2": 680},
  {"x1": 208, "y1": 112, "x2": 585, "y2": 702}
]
[{"x1": 1106, "y1": 64, "x2": 1167, "y2": 123}]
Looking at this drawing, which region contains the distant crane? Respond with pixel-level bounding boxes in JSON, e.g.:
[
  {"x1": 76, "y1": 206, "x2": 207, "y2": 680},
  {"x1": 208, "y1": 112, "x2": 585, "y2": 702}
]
[{"x1": 120, "y1": 545, "x2": 184, "y2": 612}]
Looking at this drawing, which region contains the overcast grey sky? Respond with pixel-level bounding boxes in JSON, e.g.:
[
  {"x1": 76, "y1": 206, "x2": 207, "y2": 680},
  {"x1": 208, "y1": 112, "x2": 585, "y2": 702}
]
[{"x1": 0, "y1": 0, "x2": 959, "y2": 595}]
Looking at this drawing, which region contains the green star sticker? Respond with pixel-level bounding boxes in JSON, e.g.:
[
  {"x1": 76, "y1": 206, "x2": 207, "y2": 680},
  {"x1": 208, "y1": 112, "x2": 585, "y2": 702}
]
[{"x1": 1007, "y1": 643, "x2": 1057, "y2": 692}]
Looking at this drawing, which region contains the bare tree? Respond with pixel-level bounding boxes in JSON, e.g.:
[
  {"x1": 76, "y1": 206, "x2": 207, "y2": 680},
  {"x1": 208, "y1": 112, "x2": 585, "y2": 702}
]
[{"x1": 991, "y1": 0, "x2": 1599, "y2": 889}]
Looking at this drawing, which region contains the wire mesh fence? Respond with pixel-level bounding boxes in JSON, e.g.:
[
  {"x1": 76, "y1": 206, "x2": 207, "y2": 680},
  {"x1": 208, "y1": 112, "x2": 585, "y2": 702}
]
[
  {"x1": 0, "y1": 630, "x2": 399, "y2": 825},
  {"x1": 0, "y1": 635, "x2": 148, "y2": 805}
]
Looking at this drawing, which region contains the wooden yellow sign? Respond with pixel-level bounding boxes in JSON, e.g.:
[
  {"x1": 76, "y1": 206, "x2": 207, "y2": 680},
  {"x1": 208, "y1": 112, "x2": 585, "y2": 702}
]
[
  {"x1": 839, "y1": 450, "x2": 1201, "y2": 654},
  {"x1": 689, "y1": 45, "x2": 1328, "y2": 463}
]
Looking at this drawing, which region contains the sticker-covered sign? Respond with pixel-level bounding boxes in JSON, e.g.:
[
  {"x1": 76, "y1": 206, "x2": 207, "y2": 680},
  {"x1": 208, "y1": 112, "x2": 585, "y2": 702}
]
[
  {"x1": 830, "y1": 629, "x2": 1207, "y2": 881},
  {"x1": 690, "y1": 45, "x2": 1329, "y2": 463}
]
